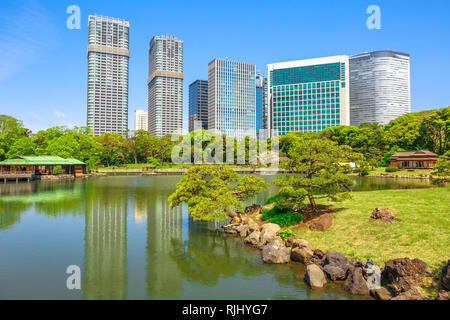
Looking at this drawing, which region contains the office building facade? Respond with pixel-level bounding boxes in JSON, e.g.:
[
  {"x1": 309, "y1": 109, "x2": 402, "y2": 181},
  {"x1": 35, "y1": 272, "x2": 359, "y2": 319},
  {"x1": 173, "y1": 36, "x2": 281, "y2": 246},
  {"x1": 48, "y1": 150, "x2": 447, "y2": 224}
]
[
  {"x1": 86, "y1": 15, "x2": 130, "y2": 136},
  {"x1": 189, "y1": 80, "x2": 208, "y2": 132},
  {"x1": 255, "y1": 71, "x2": 268, "y2": 138},
  {"x1": 349, "y1": 50, "x2": 411, "y2": 126},
  {"x1": 147, "y1": 36, "x2": 183, "y2": 137},
  {"x1": 267, "y1": 55, "x2": 350, "y2": 136},
  {"x1": 134, "y1": 110, "x2": 148, "y2": 131},
  {"x1": 208, "y1": 59, "x2": 256, "y2": 140}
]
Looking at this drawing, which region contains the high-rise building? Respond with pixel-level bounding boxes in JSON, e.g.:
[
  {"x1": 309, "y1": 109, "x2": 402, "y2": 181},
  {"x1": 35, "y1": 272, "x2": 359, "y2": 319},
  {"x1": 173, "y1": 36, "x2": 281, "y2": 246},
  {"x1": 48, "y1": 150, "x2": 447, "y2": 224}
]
[
  {"x1": 134, "y1": 110, "x2": 148, "y2": 131},
  {"x1": 349, "y1": 50, "x2": 411, "y2": 126},
  {"x1": 86, "y1": 15, "x2": 130, "y2": 136},
  {"x1": 208, "y1": 59, "x2": 256, "y2": 140},
  {"x1": 147, "y1": 36, "x2": 183, "y2": 137},
  {"x1": 267, "y1": 55, "x2": 350, "y2": 136},
  {"x1": 189, "y1": 80, "x2": 208, "y2": 132},
  {"x1": 255, "y1": 71, "x2": 268, "y2": 139}
]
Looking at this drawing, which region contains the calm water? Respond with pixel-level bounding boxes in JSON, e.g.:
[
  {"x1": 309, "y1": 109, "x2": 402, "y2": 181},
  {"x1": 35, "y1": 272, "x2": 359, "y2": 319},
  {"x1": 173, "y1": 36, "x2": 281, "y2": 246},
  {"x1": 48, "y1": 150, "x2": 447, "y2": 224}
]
[{"x1": 0, "y1": 175, "x2": 433, "y2": 300}]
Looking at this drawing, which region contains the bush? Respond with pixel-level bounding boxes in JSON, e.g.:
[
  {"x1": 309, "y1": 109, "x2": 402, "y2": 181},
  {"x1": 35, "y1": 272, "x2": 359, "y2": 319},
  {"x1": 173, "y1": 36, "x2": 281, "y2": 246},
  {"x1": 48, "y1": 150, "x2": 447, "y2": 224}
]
[
  {"x1": 277, "y1": 228, "x2": 296, "y2": 243},
  {"x1": 407, "y1": 169, "x2": 415, "y2": 172},
  {"x1": 385, "y1": 166, "x2": 399, "y2": 173},
  {"x1": 262, "y1": 206, "x2": 303, "y2": 227},
  {"x1": 52, "y1": 165, "x2": 63, "y2": 175},
  {"x1": 264, "y1": 194, "x2": 279, "y2": 205}
]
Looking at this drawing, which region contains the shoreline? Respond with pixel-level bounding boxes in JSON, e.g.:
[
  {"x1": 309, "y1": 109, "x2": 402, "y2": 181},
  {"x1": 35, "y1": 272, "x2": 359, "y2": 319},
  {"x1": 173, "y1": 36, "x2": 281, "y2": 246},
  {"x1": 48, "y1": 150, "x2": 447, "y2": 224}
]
[{"x1": 222, "y1": 203, "x2": 448, "y2": 300}]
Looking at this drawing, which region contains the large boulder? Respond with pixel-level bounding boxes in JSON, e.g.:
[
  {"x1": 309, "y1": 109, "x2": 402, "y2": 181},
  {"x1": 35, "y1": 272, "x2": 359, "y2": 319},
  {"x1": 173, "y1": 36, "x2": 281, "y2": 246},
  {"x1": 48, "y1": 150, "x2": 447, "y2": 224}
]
[
  {"x1": 441, "y1": 260, "x2": 450, "y2": 291},
  {"x1": 222, "y1": 224, "x2": 240, "y2": 235},
  {"x1": 437, "y1": 290, "x2": 450, "y2": 300},
  {"x1": 309, "y1": 213, "x2": 333, "y2": 231},
  {"x1": 291, "y1": 247, "x2": 314, "y2": 264},
  {"x1": 261, "y1": 239, "x2": 291, "y2": 264},
  {"x1": 258, "y1": 223, "x2": 281, "y2": 248},
  {"x1": 244, "y1": 204, "x2": 262, "y2": 215},
  {"x1": 371, "y1": 207, "x2": 401, "y2": 224},
  {"x1": 237, "y1": 224, "x2": 250, "y2": 238},
  {"x1": 344, "y1": 266, "x2": 370, "y2": 295},
  {"x1": 323, "y1": 264, "x2": 347, "y2": 281},
  {"x1": 381, "y1": 258, "x2": 430, "y2": 294},
  {"x1": 321, "y1": 250, "x2": 349, "y2": 281},
  {"x1": 391, "y1": 287, "x2": 426, "y2": 300},
  {"x1": 304, "y1": 264, "x2": 327, "y2": 288},
  {"x1": 311, "y1": 249, "x2": 326, "y2": 265},
  {"x1": 243, "y1": 231, "x2": 261, "y2": 248}
]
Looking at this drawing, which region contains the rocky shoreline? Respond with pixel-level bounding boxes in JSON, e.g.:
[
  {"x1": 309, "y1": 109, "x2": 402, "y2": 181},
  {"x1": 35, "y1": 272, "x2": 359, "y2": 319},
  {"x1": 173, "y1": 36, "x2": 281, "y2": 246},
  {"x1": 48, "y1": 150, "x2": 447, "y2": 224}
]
[{"x1": 222, "y1": 204, "x2": 450, "y2": 300}]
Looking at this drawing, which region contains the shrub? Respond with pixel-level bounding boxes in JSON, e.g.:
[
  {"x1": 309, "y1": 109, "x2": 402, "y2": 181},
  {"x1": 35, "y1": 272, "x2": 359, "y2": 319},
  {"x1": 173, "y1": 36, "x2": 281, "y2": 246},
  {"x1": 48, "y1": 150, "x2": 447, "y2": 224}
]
[
  {"x1": 52, "y1": 165, "x2": 63, "y2": 175},
  {"x1": 264, "y1": 194, "x2": 279, "y2": 205},
  {"x1": 407, "y1": 169, "x2": 415, "y2": 172},
  {"x1": 262, "y1": 206, "x2": 303, "y2": 227},
  {"x1": 277, "y1": 228, "x2": 296, "y2": 243},
  {"x1": 385, "y1": 166, "x2": 399, "y2": 173}
]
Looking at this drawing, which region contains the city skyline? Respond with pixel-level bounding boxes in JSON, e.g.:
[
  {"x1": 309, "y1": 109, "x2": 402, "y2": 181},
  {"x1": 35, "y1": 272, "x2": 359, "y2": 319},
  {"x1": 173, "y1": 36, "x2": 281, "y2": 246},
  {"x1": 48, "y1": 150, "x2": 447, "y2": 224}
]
[{"x1": 1, "y1": 1, "x2": 449, "y2": 133}]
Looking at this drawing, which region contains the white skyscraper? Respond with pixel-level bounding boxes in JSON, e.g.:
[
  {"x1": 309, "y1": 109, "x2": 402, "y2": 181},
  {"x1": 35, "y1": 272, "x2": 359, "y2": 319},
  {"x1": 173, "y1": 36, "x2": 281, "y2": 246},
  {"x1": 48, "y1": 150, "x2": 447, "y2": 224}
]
[
  {"x1": 134, "y1": 110, "x2": 148, "y2": 131},
  {"x1": 86, "y1": 15, "x2": 130, "y2": 136},
  {"x1": 147, "y1": 36, "x2": 183, "y2": 137},
  {"x1": 349, "y1": 50, "x2": 411, "y2": 126},
  {"x1": 208, "y1": 59, "x2": 256, "y2": 140}
]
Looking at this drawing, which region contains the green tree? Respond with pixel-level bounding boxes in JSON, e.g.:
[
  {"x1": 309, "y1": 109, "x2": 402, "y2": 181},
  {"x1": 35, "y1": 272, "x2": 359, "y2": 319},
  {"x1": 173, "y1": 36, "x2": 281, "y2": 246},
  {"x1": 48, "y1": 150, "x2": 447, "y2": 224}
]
[
  {"x1": 6, "y1": 136, "x2": 36, "y2": 158},
  {"x1": 274, "y1": 136, "x2": 354, "y2": 212},
  {"x1": 169, "y1": 166, "x2": 267, "y2": 221},
  {"x1": 419, "y1": 106, "x2": 450, "y2": 155}
]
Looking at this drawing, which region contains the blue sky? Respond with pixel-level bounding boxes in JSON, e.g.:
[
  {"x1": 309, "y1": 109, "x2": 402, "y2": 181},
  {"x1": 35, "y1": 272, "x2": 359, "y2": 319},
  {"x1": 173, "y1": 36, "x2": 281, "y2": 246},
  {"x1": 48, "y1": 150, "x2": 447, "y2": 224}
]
[{"x1": 0, "y1": 0, "x2": 449, "y2": 132}]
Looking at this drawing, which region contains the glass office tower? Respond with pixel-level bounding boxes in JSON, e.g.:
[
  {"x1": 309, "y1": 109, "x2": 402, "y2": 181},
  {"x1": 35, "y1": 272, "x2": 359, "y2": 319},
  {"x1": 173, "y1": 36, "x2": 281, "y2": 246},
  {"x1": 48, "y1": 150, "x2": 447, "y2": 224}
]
[
  {"x1": 86, "y1": 15, "x2": 130, "y2": 136},
  {"x1": 208, "y1": 59, "x2": 256, "y2": 140},
  {"x1": 147, "y1": 36, "x2": 184, "y2": 137},
  {"x1": 350, "y1": 50, "x2": 411, "y2": 126},
  {"x1": 189, "y1": 80, "x2": 209, "y2": 132},
  {"x1": 267, "y1": 56, "x2": 350, "y2": 136}
]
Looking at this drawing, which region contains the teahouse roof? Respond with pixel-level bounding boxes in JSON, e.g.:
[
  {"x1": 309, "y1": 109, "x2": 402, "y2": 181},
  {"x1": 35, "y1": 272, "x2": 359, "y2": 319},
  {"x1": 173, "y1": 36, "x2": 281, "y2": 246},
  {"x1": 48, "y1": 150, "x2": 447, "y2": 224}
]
[
  {"x1": 390, "y1": 150, "x2": 438, "y2": 161},
  {"x1": 0, "y1": 155, "x2": 85, "y2": 166}
]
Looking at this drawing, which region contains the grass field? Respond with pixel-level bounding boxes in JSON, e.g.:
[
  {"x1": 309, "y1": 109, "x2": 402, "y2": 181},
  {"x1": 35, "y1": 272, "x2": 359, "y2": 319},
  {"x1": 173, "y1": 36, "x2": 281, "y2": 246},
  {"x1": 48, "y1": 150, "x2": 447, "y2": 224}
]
[{"x1": 294, "y1": 187, "x2": 450, "y2": 272}]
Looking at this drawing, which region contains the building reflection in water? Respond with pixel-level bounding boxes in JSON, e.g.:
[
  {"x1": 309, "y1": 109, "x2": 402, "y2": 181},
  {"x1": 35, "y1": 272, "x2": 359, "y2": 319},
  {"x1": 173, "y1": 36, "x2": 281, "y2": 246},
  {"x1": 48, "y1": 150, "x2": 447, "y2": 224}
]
[
  {"x1": 83, "y1": 194, "x2": 127, "y2": 300},
  {"x1": 146, "y1": 188, "x2": 183, "y2": 299}
]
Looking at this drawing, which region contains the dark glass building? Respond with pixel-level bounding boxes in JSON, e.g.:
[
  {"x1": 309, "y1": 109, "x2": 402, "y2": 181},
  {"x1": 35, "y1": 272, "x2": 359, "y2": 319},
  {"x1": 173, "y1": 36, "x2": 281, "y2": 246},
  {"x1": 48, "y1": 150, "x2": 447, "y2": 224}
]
[{"x1": 189, "y1": 80, "x2": 209, "y2": 132}]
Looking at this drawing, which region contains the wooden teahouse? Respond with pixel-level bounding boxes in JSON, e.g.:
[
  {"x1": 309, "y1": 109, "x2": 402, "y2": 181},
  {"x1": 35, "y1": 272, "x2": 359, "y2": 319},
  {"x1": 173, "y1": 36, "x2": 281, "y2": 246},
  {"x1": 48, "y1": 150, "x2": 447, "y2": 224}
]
[{"x1": 389, "y1": 150, "x2": 438, "y2": 169}]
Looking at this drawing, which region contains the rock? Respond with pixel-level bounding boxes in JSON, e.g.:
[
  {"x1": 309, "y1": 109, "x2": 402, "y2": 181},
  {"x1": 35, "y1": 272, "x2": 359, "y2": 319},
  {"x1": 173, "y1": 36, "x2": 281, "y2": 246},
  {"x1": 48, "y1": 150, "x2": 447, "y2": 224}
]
[
  {"x1": 391, "y1": 287, "x2": 426, "y2": 300},
  {"x1": 344, "y1": 267, "x2": 370, "y2": 295},
  {"x1": 371, "y1": 207, "x2": 398, "y2": 224},
  {"x1": 291, "y1": 246, "x2": 314, "y2": 264},
  {"x1": 309, "y1": 213, "x2": 333, "y2": 231},
  {"x1": 261, "y1": 202, "x2": 275, "y2": 211},
  {"x1": 247, "y1": 221, "x2": 259, "y2": 233},
  {"x1": 222, "y1": 224, "x2": 240, "y2": 234},
  {"x1": 381, "y1": 258, "x2": 430, "y2": 294},
  {"x1": 311, "y1": 249, "x2": 326, "y2": 265},
  {"x1": 237, "y1": 224, "x2": 250, "y2": 238},
  {"x1": 441, "y1": 260, "x2": 450, "y2": 291},
  {"x1": 261, "y1": 239, "x2": 291, "y2": 264},
  {"x1": 370, "y1": 287, "x2": 392, "y2": 300},
  {"x1": 243, "y1": 231, "x2": 261, "y2": 247},
  {"x1": 436, "y1": 290, "x2": 450, "y2": 300},
  {"x1": 259, "y1": 223, "x2": 281, "y2": 248},
  {"x1": 323, "y1": 264, "x2": 347, "y2": 281},
  {"x1": 304, "y1": 264, "x2": 327, "y2": 288},
  {"x1": 322, "y1": 250, "x2": 349, "y2": 281},
  {"x1": 364, "y1": 264, "x2": 382, "y2": 290},
  {"x1": 244, "y1": 204, "x2": 262, "y2": 215},
  {"x1": 231, "y1": 216, "x2": 241, "y2": 224}
]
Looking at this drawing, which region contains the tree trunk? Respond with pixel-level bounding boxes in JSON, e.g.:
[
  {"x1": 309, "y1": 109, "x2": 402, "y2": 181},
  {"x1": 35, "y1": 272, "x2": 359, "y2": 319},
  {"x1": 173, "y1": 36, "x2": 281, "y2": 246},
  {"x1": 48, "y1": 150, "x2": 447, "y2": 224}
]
[
  {"x1": 226, "y1": 208, "x2": 238, "y2": 218},
  {"x1": 308, "y1": 193, "x2": 317, "y2": 213}
]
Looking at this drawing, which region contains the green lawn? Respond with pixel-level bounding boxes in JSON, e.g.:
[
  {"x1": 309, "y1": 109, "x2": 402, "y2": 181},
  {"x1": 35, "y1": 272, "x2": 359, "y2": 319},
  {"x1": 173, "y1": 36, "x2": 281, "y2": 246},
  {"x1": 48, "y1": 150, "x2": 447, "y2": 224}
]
[{"x1": 294, "y1": 187, "x2": 450, "y2": 272}]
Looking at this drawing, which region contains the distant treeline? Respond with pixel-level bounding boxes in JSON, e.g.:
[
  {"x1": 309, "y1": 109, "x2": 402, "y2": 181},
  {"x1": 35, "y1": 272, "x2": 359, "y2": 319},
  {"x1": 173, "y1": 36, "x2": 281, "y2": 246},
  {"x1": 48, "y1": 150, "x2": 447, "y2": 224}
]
[{"x1": 0, "y1": 106, "x2": 448, "y2": 168}]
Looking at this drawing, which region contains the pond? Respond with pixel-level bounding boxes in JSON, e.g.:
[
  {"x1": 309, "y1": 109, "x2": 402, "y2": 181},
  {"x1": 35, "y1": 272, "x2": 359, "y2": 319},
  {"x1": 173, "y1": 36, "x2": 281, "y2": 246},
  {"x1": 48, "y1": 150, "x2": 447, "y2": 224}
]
[{"x1": 0, "y1": 175, "x2": 435, "y2": 300}]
